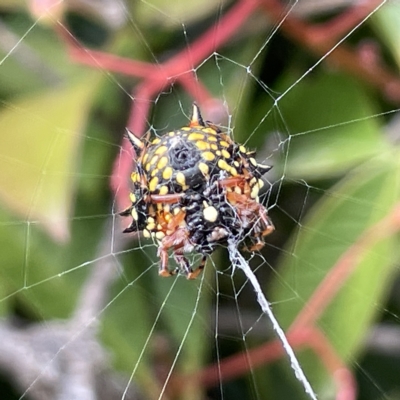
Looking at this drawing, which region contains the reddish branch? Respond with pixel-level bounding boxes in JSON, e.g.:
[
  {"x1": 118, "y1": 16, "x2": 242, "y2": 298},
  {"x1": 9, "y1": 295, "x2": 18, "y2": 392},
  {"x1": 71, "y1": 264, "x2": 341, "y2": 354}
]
[
  {"x1": 186, "y1": 203, "x2": 400, "y2": 399},
  {"x1": 54, "y1": 1, "x2": 400, "y2": 399},
  {"x1": 191, "y1": 326, "x2": 356, "y2": 400}
]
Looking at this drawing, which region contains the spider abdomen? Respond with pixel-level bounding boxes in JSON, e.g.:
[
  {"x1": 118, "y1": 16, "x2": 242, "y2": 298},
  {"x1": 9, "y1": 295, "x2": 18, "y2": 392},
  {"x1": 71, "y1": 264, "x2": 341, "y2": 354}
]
[{"x1": 122, "y1": 103, "x2": 274, "y2": 279}]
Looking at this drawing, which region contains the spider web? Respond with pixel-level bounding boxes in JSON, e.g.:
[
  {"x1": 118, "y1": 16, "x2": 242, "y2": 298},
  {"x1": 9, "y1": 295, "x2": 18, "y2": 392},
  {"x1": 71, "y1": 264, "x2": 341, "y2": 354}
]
[{"x1": 0, "y1": 1, "x2": 400, "y2": 399}]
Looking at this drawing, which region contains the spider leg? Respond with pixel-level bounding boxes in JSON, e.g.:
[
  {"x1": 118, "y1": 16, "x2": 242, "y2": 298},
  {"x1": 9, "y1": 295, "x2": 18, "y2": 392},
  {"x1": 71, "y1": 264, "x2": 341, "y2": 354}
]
[
  {"x1": 257, "y1": 206, "x2": 275, "y2": 237},
  {"x1": 150, "y1": 193, "x2": 183, "y2": 204},
  {"x1": 187, "y1": 255, "x2": 207, "y2": 279},
  {"x1": 158, "y1": 246, "x2": 175, "y2": 277}
]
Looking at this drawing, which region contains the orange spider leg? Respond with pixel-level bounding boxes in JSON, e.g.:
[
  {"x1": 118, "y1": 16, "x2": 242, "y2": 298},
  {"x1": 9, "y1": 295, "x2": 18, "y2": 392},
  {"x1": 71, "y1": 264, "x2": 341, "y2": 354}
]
[
  {"x1": 150, "y1": 193, "x2": 184, "y2": 204},
  {"x1": 225, "y1": 190, "x2": 274, "y2": 252},
  {"x1": 157, "y1": 208, "x2": 201, "y2": 278}
]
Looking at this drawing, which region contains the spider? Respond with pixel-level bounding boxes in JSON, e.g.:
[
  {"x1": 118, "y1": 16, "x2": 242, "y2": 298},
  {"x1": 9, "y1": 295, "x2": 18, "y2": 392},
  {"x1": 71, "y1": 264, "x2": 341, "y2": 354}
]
[{"x1": 121, "y1": 103, "x2": 274, "y2": 279}]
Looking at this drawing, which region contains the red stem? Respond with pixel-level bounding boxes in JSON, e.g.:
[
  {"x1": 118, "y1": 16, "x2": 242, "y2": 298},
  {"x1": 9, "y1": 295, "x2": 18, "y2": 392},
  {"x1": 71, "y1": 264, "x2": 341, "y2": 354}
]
[
  {"x1": 290, "y1": 203, "x2": 400, "y2": 331},
  {"x1": 163, "y1": 0, "x2": 259, "y2": 75}
]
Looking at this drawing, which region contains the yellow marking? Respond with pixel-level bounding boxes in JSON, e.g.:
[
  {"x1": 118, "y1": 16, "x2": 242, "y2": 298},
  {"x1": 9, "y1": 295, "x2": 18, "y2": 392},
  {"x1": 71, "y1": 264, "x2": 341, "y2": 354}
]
[
  {"x1": 157, "y1": 156, "x2": 168, "y2": 170},
  {"x1": 251, "y1": 185, "x2": 259, "y2": 199},
  {"x1": 154, "y1": 145, "x2": 168, "y2": 155},
  {"x1": 196, "y1": 140, "x2": 210, "y2": 150},
  {"x1": 168, "y1": 131, "x2": 175, "y2": 136},
  {"x1": 176, "y1": 172, "x2": 186, "y2": 186},
  {"x1": 181, "y1": 127, "x2": 191, "y2": 131},
  {"x1": 239, "y1": 145, "x2": 246, "y2": 153},
  {"x1": 148, "y1": 217, "x2": 155, "y2": 223},
  {"x1": 203, "y1": 206, "x2": 218, "y2": 222},
  {"x1": 152, "y1": 138, "x2": 161, "y2": 145},
  {"x1": 173, "y1": 207, "x2": 181, "y2": 215},
  {"x1": 163, "y1": 167, "x2": 173, "y2": 180},
  {"x1": 143, "y1": 229, "x2": 151, "y2": 238},
  {"x1": 220, "y1": 140, "x2": 230, "y2": 147},
  {"x1": 129, "y1": 192, "x2": 137, "y2": 204},
  {"x1": 216, "y1": 150, "x2": 221, "y2": 156},
  {"x1": 131, "y1": 208, "x2": 138, "y2": 221},
  {"x1": 146, "y1": 222, "x2": 156, "y2": 231},
  {"x1": 221, "y1": 149, "x2": 230, "y2": 159},
  {"x1": 207, "y1": 135, "x2": 217, "y2": 142},
  {"x1": 234, "y1": 187, "x2": 242, "y2": 194},
  {"x1": 150, "y1": 155, "x2": 159, "y2": 165},
  {"x1": 157, "y1": 203, "x2": 163, "y2": 211},
  {"x1": 250, "y1": 177, "x2": 257, "y2": 185},
  {"x1": 249, "y1": 157, "x2": 258, "y2": 167},
  {"x1": 198, "y1": 162, "x2": 209, "y2": 175},
  {"x1": 165, "y1": 213, "x2": 171, "y2": 222},
  {"x1": 188, "y1": 132, "x2": 204, "y2": 141},
  {"x1": 182, "y1": 185, "x2": 189, "y2": 191},
  {"x1": 142, "y1": 153, "x2": 148, "y2": 164},
  {"x1": 149, "y1": 176, "x2": 159, "y2": 192},
  {"x1": 218, "y1": 159, "x2": 230, "y2": 172},
  {"x1": 203, "y1": 200, "x2": 209, "y2": 208},
  {"x1": 202, "y1": 151, "x2": 216, "y2": 161},
  {"x1": 157, "y1": 224, "x2": 163, "y2": 230},
  {"x1": 145, "y1": 163, "x2": 151, "y2": 172},
  {"x1": 164, "y1": 204, "x2": 171, "y2": 213},
  {"x1": 156, "y1": 231, "x2": 165, "y2": 240},
  {"x1": 159, "y1": 185, "x2": 169, "y2": 195},
  {"x1": 233, "y1": 161, "x2": 240, "y2": 167},
  {"x1": 230, "y1": 167, "x2": 238, "y2": 176},
  {"x1": 131, "y1": 172, "x2": 139, "y2": 182},
  {"x1": 151, "y1": 169, "x2": 158, "y2": 177},
  {"x1": 211, "y1": 144, "x2": 218, "y2": 151},
  {"x1": 258, "y1": 163, "x2": 271, "y2": 169},
  {"x1": 202, "y1": 127, "x2": 217, "y2": 135},
  {"x1": 258, "y1": 179, "x2": 265, "y2": 189}
]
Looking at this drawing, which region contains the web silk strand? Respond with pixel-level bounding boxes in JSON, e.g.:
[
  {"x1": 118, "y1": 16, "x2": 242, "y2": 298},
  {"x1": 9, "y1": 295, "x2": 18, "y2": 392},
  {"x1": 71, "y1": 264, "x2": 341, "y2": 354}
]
[{"x1": 228, "y1": 241, "x2": 318, "y2": 400}]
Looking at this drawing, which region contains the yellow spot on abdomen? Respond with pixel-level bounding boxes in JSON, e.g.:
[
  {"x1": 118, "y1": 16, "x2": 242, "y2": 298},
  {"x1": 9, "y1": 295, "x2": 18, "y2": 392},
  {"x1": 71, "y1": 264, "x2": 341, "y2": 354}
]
[
  {"x1": 202, "y1": 127, "x2": 218, "y2": 135},
  {"x1": 143, "y1": 229, "x2": 151, "y2": 238},
  {"x1": 163, "y1": 167, "x2": 173, "y2": 180},
  {"x1": 220, "y1": 140, "x2": 230, "y2": 148},
  {"x1": 203, "y1": 206, "x2": 218, "y2": 222},
  {"x1": 176, "y1": 172, "x2": 186, "y2": 186},
  {"x1": 198, "y1": 162, "x2": 209, "y2": 175},
  {"x1": 129, "y1": 193, "x2": 137, "y2": 203},
  {"x1": 131, "y1": 208, "x2": 139, "y2": 221},
  {"x1": 249, "y1": 157, "x2": 258, "y2": 167},
  {"x1": 202, "y1": 151, "x2": 216, "y2": 161},
  {"x1": 159, "y1": 185, "x2": 169, "y2": 195},
  {"x1": 188, "y1": 132, "x2": 205, "y2": 141},
  {"x1": 196, "y1": 141, "x2": 210, "y2": 150},
  {"x1": 149, "y1": 176, "x2": 159, "y2": 192},
  {"x1": 156, "y1": 231, "x2": 165, "y2": 239},
  {"x1": 155, "y1": 145, "x2": 168, "y2": 155},
  {"x1": 221, "y1": 149, "x2": 230, "y2": 159},
  {"x1": 218, "y1": 159, "x2": 230, "y2": 172},
  {"x1": 157, "y1": 156, "x2": 168, "y2": 170}
]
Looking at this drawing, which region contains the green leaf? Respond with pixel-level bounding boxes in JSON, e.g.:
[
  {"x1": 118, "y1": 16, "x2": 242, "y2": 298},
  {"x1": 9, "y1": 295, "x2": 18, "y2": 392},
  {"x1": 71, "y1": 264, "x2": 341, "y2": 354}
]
[
  {"x1": 372, "y1": 3, "x2": 400, "y2": 70},
  {"x1": 276, "y1": 72, "x2": 386, "y2": 179},
  {"x1": 134, "y1": 0, "x2": 230, "y2": 28},
  {"x1": 270, "y1": 150, "x2": 400, "y2": 392},
  {"x1": 248, "y1": 71, "x2": 387, "y2": 180},
  {"x1": 0, "y1": 78, "x2": 99, "y2": 242},
  {"x1": 152, "y1": 263, "x2": 213, "y2": 400}
]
